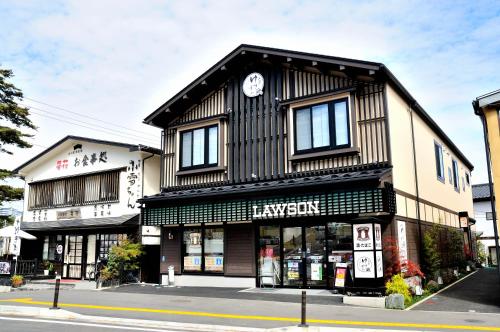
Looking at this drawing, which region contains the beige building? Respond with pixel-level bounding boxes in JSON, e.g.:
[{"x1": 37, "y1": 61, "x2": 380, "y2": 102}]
[
  {"x1": 473, "y1": 90, "x2": 500, "y2": 267},
  {"x1": 139, "y1": 45, "x2": 475, "y2": 290}
]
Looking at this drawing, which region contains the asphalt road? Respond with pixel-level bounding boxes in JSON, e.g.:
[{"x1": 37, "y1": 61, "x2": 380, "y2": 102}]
[
  {"x1": 0, "y1": 288, "x2": 499, "y2": 331},
  {"x1": 412, "y1": 268, "x2": 500, "y2": 313}
]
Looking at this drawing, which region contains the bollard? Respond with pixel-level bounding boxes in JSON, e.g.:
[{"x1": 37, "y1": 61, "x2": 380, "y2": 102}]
[
  {"x1": 298, "y1": 290, "x2": 308, "y2": 327},
  {"x1": 51, "y1": 275, "x2": 61, "y2": 310}
]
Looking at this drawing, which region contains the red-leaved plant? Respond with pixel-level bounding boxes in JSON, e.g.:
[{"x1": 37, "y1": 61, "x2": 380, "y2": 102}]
[{"x1": 382, "y1": 236, "x2": 424, "y2": 279}]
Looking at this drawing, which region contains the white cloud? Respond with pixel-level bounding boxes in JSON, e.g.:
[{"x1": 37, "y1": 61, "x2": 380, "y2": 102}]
[{"x1": 0, "y1": 0, "x2": 498, "y2": 184}]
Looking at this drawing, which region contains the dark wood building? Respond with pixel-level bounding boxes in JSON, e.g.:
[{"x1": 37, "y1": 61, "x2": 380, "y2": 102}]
[{"x1": 139, "y1": 45, "x2": 474, "y2": 290}]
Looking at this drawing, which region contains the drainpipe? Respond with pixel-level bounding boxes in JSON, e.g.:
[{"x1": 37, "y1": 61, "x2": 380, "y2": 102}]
[
  {"x1": 477, "y1": 112, "x2": 500, "y2": 279},
  {"x1": 409, "y1": 103, "x2": 424, "y2": 266}
]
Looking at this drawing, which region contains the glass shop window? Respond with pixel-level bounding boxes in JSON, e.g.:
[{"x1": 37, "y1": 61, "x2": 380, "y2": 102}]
[
  {"x1": 180, "y1": 125, "x2": 218, "y2": 170},
  {"x1": 327, "y1": 223, "x2": 353, "y2": 288},
  {"x1": 258, "y1": 226, "x2": 281, "y2": 286},
  {"x1": 204, "y1": 228, "x2": 224, "y2": 273},
  {"x1": 183, "y1": 227, "x2": 225, "y2": 273},
  {"x1": 294, "y1": 98, "x2": 350, "y2": 154},
  {"x1": 183, "y1": 228, "x2": 202, "y2": 272}
]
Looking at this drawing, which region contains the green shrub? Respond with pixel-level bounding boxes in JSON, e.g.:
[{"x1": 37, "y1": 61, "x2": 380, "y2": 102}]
[
  {"x1": 425, "y1": 280, "x2": 440, "y2": 293},
  {"x1": 101, "y1": 240, "x2": 143, "y2": 281},
  {"x1": 422, "y1": 231, "x2": 440, "y2": 279},
  {"x1": 385, "y1": 274, "x2": 411, "y2": 306}
]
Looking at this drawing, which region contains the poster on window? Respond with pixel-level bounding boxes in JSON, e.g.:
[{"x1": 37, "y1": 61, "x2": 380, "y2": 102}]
[
  {"x1": 397, "y1": 220, "x2": 408, "y2": 265},
  {"x1": 354, "y1": 251, "x2": 375, "y2": 278},
  {"x1": 353, "y1": 223, "x2": 373, "y2": 250},
  {"x1": 0, "y1": 261, "x2": 11, "y2": 275},
  {"x1": 311, "y1": 263, "x2": 323, "y2": 281},
  {"x1": 287, "y1": 260, "x2": 300, "y2": 280},
  {"x1": 376, "y1": 250, "x2": 383, "y2": 278},
  {"x1": 205, "y1": 256, "x2": 224, "y2": 272},
  {"x1": 374, "y1": 224, "x2": 382, "y2": 250},
  {"x1": 183, "y1": 256, "x2": 202, "y2": 271}
]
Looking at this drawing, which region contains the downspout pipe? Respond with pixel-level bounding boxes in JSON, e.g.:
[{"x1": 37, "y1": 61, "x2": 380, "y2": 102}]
[
  {"x1": 409, "y1": 102, "x2": 424, "y2": 266},
  {"x1": 474, "y1": 103, "x2": 500, "y2": 279}
]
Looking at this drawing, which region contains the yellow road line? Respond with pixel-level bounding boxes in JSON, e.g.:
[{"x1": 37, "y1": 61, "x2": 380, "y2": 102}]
[{"x1": 1, "y1": 298, "x2": 499, "y2": 331}]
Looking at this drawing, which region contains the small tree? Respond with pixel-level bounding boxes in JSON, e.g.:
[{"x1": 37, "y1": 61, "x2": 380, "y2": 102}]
[
  {"x1": 100, "y1": 240, "x2": 143, "y2": 281},
  {"x1": 422, "y1": 231, "x2": 441, "y2": 280}
]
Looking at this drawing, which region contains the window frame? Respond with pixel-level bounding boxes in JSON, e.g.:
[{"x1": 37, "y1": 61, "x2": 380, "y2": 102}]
[
  {"x1": 293, "y1": 98, "x2": 351, "y2": 155},
  {"x1": 181, "y1": 224, "x2": 224, "y2": 275},
  {"x1": 179, "y1": 124, "x2": 219, "y2": 171},
  {"x1": 434, "y1": 142, "x2": 445, "y2": 183},
  {"x1": 452, "y1": 159, "x2": 460, "y2": 192}
]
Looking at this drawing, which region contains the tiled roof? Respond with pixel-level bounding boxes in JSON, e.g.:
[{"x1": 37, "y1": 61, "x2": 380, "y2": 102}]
[
  {"x1": 472, "y1": 183, "x2": 491, "y2": 201},
  {"x1": 21, "y1": 214, "x2": 139, "y2": 231},
  {"x1": 141, "y1": 167, "x2": 392, "y2": 203}
]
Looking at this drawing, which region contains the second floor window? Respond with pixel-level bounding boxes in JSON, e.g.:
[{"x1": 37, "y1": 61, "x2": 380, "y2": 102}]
[
  {"x1": 434, "y1": 142, "x2": 444, "y2": 182},
  {"x1": 180, "y1": 125, "x2": 218, "y2": 169},
  {"x1": 294, "y1": 98, "x2": 350, "y2": 154},
  {"x1": 452, "y1": 159, "x2": 459, "y2": 191}
]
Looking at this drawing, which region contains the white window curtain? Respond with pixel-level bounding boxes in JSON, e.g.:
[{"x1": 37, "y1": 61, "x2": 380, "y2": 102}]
[
  {"x1": 312, "y1": 104, "x2": 330, "y2": 148},
  {"x1": 181, "y1": 131, "x2": 193, "y2": 167},
  {"x1": 334, "y1": 101, "x2": 349, "y2": 146},
  {"x1": 192, "y1": 128, "x2": 205, "y2": 165},
  {"x1": 296, "y1": 109, "x2": 312, "y2": 150},
  {"x1": 208, "y1": 126, "x2": 218, "y2": 164}
]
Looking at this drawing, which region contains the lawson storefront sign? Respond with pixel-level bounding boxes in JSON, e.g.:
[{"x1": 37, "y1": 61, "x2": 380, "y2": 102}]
[{"x1": 252, "y1": 201, "x2": 320, "y2": 219}]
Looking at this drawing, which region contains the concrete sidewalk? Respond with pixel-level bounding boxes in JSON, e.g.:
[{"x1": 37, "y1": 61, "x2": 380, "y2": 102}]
[{"x1": 412, "y1": 268, "x2": 500, "y2": 313}]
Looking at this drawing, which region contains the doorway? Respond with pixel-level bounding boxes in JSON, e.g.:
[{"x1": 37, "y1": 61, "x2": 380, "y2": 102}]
[{"x1": 282, "y1": 225, "x2": 326, "y2": 288}]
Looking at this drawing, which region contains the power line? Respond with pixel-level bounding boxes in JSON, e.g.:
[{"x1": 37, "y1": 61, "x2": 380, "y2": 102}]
[
  {"x1": 23, "y1": 96, "x2": 158, "y2": 139},
  {"x1": 23, "y1": 104, "x2": 159, "y2": 144},
  {"x1": 28, "y1": 110, "x2": 159, "y2": 146}
]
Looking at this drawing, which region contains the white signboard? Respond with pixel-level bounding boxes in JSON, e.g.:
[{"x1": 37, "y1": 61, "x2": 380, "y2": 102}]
[
  {"x1": 397, "y1": 220, "x2": 408, "y2": 265},
  {"x1": 353, "y1": 223, "x2": 373, "y2": 250},
  {"x1": 242, "y1": 72, "x2": 264, "y2": 97},
  {"x1": 311, "y1": 263, "x2": 323, "y2": 281},
  {"x1": 376, "y1": 250, "x2": 384, "y2": 278},
  {"x1": 252, "y1": 201, "x2": 320, "y2": 219},
  {"x1": 142, "y1": 226, "x2": 161, "y2": 236},
  {"x1": 354, "y1": 251, "x2": 375, "y2": 278},
  {"x1": 374, "y1": 224, "x2": 382, "y2": 250},
  {"x1": 9, "y1": 219, "x2": 21, "y2": 256}
]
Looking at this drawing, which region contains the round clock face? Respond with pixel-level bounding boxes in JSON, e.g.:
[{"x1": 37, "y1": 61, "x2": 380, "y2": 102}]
[{"x1": 242, "y1": 72, "x2": 264, "y2": 97}]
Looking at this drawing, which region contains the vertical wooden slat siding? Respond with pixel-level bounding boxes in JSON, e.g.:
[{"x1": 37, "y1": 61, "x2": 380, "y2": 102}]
[{"x1": 159, "y1": 66, "x2": 388, "y2": 189}]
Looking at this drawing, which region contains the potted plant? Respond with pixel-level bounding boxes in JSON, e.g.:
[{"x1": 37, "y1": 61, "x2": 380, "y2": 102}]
[
  {"x1": 11, "y1": 275, "x2": 23, "y2": 288},
  {"x1": 42, "y1": 260, "x2": 54, "y2": 276}
]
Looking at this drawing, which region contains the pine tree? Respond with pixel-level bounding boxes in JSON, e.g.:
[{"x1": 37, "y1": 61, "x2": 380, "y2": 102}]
[{"x1": 0, "y1": 68, "x2": 36, "y2": 205}]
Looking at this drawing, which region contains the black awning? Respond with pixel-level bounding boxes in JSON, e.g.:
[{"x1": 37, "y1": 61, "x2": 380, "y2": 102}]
[
  {"x1": 141, "y1": 167, "x2": 392, "y2": 204},
  {"x1": 21, "y1": 214, "x2": 139, "y2": 232}
]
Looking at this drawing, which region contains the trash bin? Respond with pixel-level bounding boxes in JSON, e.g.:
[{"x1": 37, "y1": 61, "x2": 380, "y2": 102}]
[{"x1": 168, "y1": 265, "x2": 175, "y2": 286}]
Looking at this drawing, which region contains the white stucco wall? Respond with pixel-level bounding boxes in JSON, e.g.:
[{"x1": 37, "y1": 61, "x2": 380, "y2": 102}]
[{"x1": 18, "y1": 139, "x2": 160, "y2": 223}]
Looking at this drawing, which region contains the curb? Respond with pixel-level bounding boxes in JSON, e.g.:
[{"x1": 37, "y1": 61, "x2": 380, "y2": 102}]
[
  {"x1": 405, "y1": 269, "x2": 478, "y2": 311},
  {"x1": 0, "y1": 304, "x2": 262, "y2": 331}
]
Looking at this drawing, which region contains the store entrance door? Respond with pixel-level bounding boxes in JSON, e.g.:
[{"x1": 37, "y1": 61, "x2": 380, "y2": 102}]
[{"x1": 283, "y1": 225, "x2": 326, "y2": 288}]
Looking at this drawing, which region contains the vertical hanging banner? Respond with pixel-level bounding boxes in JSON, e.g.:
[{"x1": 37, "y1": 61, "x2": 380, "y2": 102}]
[
  {"x1": 376, "y1": 250, "x2": 384, "y2": 278},
  {"x1": 9, "y1": 219, "x2": 21, "y2": 256},
  {"x1": 397, "y1": 220, "x2": 408, "y2": 265},
  {"x1": 374, "y1": 224, "x2": 382, "y2": 250},
  {"x1": 354, "y1": 251, "x2": 375, "y2": 278},
  {"x1": 353, "y1": 223, "x2": 374, "y2": 250}
]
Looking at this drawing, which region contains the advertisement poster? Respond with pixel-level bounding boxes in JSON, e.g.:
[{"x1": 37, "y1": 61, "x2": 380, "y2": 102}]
[
  {"x1": 311, "y1": 263, "x2": 322, "y2": 281},
  {"x1": 9, "y1": 218, "x2": 21, "y2": 256},
  {"x1": 397, "y1": 220, "x2": 408, "y2": 265},
  {"x1": 353, "y1": 223, "x2": 373, "y2": 250},
  {"x1": 354, "y1": 251, "x2": 375, "y2": 278},
  {"x1": 376, "y1": 250, "x2": 384, "y2": 278},
  {"x1": 334, "y1": 267, "x2": 347, "y2": 287},
  {"x1": 205, "y1": 256, "x2": 224, "y2": 272},
  {"x1": 287, "y1": 260, "x2": 300, "y2": 280},
  {"x1": 0, "y1": 261, "x2": 11, "y2": 275},
  {"x1": 374, "y1": 224, "x2": 382, "y2": 250},
  {"x1": 183, "y1": 256, "x2": 202, "y2": 271}
]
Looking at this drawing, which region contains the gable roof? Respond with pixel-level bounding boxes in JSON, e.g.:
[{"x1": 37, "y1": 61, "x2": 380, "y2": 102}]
[
  {"x1": 13, "y1": 135, "x2": 161, "y2": 175},
  {"x1": 144, "y1": 44, "x2": 473, "y2": 170},
  {"x1": 472, "y1": 183, "x2": 492, "y2": 201}
]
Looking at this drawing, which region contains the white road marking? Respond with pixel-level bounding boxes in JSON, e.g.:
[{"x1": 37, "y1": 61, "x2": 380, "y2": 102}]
[{"x1": 0, "y1": 316, "x2": 182, "y2": 331}]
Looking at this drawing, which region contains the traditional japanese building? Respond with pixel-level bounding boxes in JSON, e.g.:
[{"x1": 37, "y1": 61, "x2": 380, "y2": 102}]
[
  {"x1": 139, "y1": 45, "x2": 474, "y2": 290},
  {"x1": 14, "y1": 136, "x2": 161, "y2": 281}
]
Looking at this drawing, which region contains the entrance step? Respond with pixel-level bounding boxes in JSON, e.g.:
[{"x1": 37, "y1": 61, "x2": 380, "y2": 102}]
[{"x1": 240, "y1": 288, "x2": 340, "y2": 297}]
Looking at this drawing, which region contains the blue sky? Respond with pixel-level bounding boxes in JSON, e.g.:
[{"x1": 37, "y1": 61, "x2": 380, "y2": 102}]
[{"x1": 0, "y1": 0, "x2": 499, "y2": 190}]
